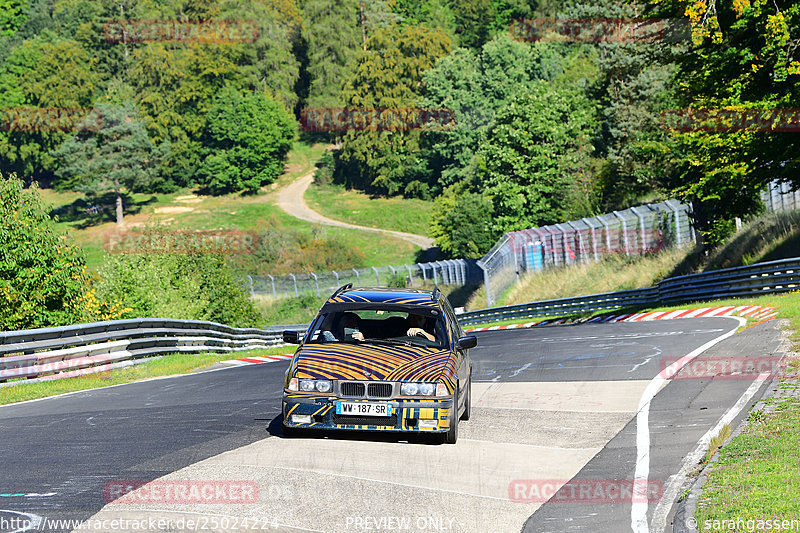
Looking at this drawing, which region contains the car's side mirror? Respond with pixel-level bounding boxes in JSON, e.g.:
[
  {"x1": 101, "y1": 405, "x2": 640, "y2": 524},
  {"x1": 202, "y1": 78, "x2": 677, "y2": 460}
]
[
  {"x1": 457, "y1": 335, "x2": 477, "y2": 350},
  {"x1": 282, "y1": 330, "x2": 301, "y2": 344}
]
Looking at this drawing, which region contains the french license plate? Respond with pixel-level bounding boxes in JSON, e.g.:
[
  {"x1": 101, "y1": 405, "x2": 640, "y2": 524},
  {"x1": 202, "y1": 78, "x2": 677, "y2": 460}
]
[{"x1": 335, "y1": 401, "x2": 393, "y2": 417}]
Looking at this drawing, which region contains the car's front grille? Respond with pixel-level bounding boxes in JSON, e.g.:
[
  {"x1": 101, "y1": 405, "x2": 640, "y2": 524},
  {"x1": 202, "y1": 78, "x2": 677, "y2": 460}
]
[
  {"x1": 332, "y1": 414, "x2": 398, "y2": 427},
  {"x1": 339, "y1": 381, "x2": 394, "y2": 399},
  {"x1": 340, "y1": 382, "x2": 366, "y2": 397},
  {"x1": 367, "y1": 383, "x2": 393, "y2": 399}
]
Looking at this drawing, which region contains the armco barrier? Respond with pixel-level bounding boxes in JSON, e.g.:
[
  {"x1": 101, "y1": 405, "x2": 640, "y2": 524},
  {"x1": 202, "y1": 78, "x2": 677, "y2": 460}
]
[
  {"x1": 0, "y1": 318, "x2": 287, "y2": 386},
  {"x1": 457, "y1": 256, "x2": 800, "y2": 326}
]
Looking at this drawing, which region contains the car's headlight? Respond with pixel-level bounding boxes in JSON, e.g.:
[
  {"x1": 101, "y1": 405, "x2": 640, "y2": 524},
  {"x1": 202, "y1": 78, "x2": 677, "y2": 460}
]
[
  {"x1": 298, "y1": 379, "x2": 332, "y2": 393},
  {"x1": 401, "y1": 382, "x2": 436, "y2": 396}
]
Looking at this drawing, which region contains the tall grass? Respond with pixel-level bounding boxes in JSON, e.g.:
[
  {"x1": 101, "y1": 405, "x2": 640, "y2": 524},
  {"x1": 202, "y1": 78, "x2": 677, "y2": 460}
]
[
  {"x1": 498, "y1": 247, "x2": 690, "y2": 307},
  {"x1": 465, "y1": 211, "x2": 800, "y2": 311},
  {"x1": 704, "y1": 210, "x2": 800, "y2": 271}
]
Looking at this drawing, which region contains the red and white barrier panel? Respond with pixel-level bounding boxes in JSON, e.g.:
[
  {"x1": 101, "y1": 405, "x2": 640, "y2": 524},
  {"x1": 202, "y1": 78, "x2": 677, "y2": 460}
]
[
  {"x1": 222, "y1": 354, "x2": 293, "y2": 366},
  {"x1": 465, "y1": 305, "x2": 777, "y2": 333}
]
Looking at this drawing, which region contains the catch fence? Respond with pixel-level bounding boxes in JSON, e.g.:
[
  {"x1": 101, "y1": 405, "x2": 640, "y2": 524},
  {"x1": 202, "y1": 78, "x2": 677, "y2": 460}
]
[
  {"x1": 476, "y1": 200, "x2": 695, "y2": 307},
  {"x1": 762, "y1": 180, "x2": 800, "y2": 213},
  {"x1": 243, "y1": 260, "x2": 483, "y2": 300}
]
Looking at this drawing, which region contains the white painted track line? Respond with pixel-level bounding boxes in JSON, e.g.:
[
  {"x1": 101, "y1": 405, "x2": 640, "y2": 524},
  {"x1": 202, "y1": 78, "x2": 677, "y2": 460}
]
[{"x1": 630, "y1": 317, "x2": 745, "y2": 533}]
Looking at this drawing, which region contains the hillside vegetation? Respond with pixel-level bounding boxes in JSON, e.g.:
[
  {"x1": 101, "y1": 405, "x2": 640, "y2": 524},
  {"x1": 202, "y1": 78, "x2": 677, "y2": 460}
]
[{"x1": 1, "y1": 0, "x2": 796, "y2": 259}]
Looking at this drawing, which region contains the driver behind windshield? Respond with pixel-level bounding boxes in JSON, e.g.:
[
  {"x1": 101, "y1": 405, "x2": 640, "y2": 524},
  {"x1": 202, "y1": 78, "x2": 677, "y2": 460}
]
[
  {"x1": 318, "y1": 312, "x2": 364, "y2": 342},
  {"x1": 406, "y1": 313, "x2": 435, "y2": 341}
]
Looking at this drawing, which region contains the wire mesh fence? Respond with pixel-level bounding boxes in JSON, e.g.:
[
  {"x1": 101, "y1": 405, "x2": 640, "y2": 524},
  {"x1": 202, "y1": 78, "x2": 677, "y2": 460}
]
[
  {"x1": 762, "y1": 180, "x2": 800, "y2": 213},
  {"x1": 242, "y1": 259, "x2": 483, "y2": 300},
  {"x1": 476, "y1": 200, "x2": 695, "y2": 307}
]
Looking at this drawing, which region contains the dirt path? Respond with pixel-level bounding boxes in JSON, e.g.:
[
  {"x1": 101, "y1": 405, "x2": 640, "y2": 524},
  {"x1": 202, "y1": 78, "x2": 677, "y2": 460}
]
[{"x1": 276, "y1": 172, "x2": 435, "y2": 249}]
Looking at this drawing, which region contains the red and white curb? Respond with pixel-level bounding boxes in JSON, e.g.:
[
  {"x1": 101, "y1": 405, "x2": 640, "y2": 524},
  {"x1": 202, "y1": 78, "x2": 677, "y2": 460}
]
[
  {"x1": 221, "y1": 354, "x2": 293, "y2": 366},
  {"x1": 465, "y1": 305, "x2": 777, "y2": 333}
]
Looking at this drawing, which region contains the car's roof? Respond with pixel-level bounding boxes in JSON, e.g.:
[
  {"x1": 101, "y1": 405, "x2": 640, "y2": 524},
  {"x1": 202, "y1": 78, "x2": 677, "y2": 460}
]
[{"x1": 325, "y1": 287, "x2": 439, "y2": 308}]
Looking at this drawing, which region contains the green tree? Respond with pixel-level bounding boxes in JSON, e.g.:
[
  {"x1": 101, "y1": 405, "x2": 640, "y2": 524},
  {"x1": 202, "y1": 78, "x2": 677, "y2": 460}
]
[
  {"x1": 220, "y1": 0, "x2": 303, "y2": 111},
  {"x1": 302, "y1": 0, "x2": 361, "y2": 107},
  {"x1": 647, "y1": 0, "x2": 800, "y2": 243},
  {"x1": 0, "y1": 33, "x2": 100, "y2": 181},
  {"x1": 334, "y1": 23, "x2": 451, "y2": 196},
  {"x1": 421, "y1": 33, "x2": 564, "y2": 189},
  {"x1": 429, "y1": 188, "x2": 498, "y2": 258},
  {"x1": 197, "y1": 87, "x2": 296, "y2": 195},
  {"x1": 127, "y1": 43, "x2": 239, "y2": 187},
  {"x1": 451, "y1": 0, "x2": 531, "y2": 49},
  {"x1": 0, "y1": 0, "x2": 27, "y2": 36},
  {"x1": 51, "y1": 102, "x2": 164, "y2": 225},
  {"x1": 475, "y1": 82, "x2": 598, "y2": 232},
  {"x1": 0, "y1": 174, "x2": 123, "y2": 329}
]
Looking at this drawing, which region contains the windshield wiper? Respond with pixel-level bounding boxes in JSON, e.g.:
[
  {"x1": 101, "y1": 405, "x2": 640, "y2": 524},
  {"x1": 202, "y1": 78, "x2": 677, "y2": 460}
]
[{"x1": 360, "y1": 338, "x2": 431, "y2": 348}]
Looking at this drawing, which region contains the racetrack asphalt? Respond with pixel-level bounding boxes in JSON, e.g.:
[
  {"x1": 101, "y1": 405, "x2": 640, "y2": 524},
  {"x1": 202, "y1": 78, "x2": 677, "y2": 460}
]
[{"x1": 0, "y1": 317, "x2": 783, "y2": 533}]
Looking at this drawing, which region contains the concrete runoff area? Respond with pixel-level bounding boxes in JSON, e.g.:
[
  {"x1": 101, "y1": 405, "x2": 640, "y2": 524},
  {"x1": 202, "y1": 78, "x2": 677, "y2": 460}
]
[{"x1": 79, "y1": 380, "x2": 649, "y2": 532}]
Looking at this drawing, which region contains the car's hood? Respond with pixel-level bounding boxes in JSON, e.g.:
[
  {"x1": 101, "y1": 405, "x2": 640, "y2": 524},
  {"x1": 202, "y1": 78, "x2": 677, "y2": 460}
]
[{"x1": 292, "y1": 342, "x2": 455, "y2": 382}]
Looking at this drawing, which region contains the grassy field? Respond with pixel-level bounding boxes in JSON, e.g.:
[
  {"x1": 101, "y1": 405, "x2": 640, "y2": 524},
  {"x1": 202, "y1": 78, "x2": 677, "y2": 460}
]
[
  {"x1": 40, "y1": 141, "x2": 421, "y2": 272},
  {"x1": 687, "y1": 292, "x2": 800, "y2": 529},
  {"x1": 0, "y1": 347, "x2": 292, "y2": 406},
  {"x1": 305, "y1": 183, "x2": 435, "y2": 236}
]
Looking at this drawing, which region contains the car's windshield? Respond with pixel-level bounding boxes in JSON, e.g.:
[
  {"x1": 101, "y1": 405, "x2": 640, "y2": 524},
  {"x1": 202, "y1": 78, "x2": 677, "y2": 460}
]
[{"x1": 305, "y1": 307, "x2": 447, "y2": 349}]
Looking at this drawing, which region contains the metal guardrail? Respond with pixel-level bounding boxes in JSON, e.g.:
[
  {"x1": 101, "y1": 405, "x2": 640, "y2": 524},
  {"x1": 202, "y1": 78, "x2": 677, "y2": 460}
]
[
  {"x1": 0, "y1": 318, "x2": 287, "y2": 386},
  {"x1": 457, "y1": 257, "x2": 800, "y2": 326}
]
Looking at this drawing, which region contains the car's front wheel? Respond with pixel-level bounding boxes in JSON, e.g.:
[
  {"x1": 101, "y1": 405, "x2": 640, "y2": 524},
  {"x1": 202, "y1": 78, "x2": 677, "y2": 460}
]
[
  {"x1": 444, "y1": 391, "x2": 459, "y2": 444},
  {"x1": 461, "y1": 376, "x2": 471, "y2": 421}
]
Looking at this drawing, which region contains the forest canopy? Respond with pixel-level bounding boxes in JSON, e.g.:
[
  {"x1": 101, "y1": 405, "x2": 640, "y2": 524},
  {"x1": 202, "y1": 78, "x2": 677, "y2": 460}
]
[{"x1": 0, "y1": 0, "x2": 797, "y2": 255}]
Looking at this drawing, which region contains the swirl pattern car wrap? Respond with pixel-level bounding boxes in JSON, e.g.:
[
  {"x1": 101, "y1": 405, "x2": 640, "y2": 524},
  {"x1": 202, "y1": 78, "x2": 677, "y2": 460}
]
[
  {"x1": 282, "y1": 286, "x2": 473, "y2": 442},
  {"x1": 327, "y1": 290, "x2": 439, "y2": 308},
  {"x1": 293, "y1": 343, "x2": 454, "y2": 389}
]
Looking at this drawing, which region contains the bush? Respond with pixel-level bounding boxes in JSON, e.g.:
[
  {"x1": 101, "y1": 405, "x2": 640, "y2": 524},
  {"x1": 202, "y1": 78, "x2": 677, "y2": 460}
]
[
  {"x1": 313, "y1": 150, "x2": 336, "y2": 186},
  {"x1": 197, "y1": 87, "x2": 297, "y2": 195},
  {"x1": 0, "y1": 174, "x2": 126, "y2": 330},
  {"x1": 95, "y1": 250, "x2": 262, "y2": 328},
  {"x1": 429, "y1": 190, "x2": 499, "y2": 258},
  {"x1": 226, "y1": 224, "x2": 366, "y2": 276},
  {"x1": 256, "y1": 294, "x2": 325, "y2": 326}
]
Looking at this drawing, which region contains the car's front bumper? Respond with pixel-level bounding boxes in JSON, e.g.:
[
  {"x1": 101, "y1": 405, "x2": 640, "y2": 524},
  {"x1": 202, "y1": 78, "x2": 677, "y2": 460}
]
[{"x1": 282, "y1": 393, "x2": 453, "y2": 432}]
